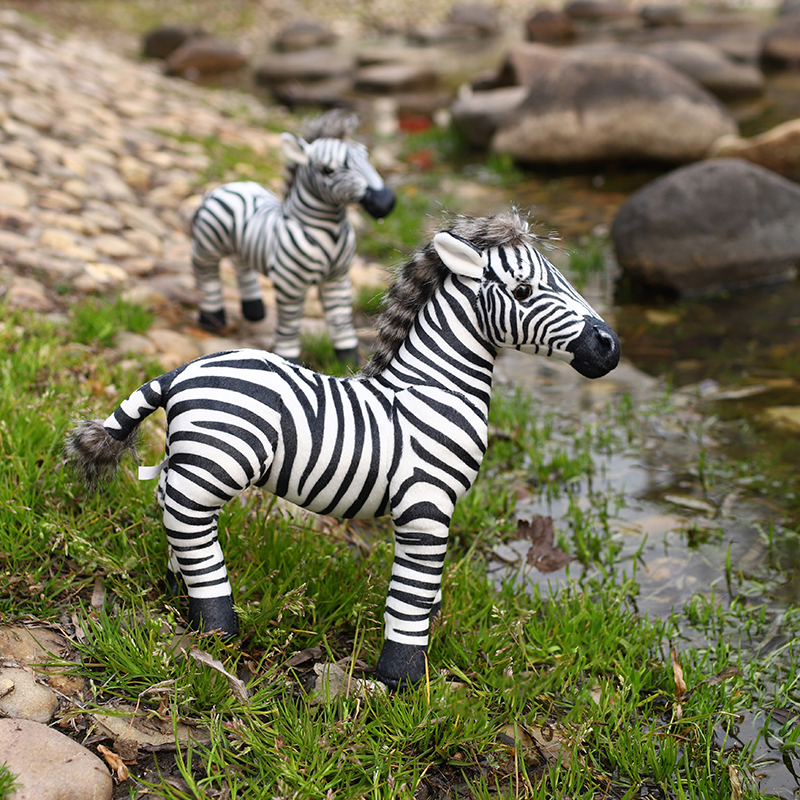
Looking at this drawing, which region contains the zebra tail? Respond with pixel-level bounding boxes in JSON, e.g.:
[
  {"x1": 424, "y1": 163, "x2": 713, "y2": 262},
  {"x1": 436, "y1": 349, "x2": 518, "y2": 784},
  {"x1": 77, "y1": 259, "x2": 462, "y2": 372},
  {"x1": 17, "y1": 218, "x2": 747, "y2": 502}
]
[
  {"x1": 64, "y1": 376, "x2": 166, "y2": 487},
  {"x1": 64, "y1": 418, "x2": 140, "y2": 488}
]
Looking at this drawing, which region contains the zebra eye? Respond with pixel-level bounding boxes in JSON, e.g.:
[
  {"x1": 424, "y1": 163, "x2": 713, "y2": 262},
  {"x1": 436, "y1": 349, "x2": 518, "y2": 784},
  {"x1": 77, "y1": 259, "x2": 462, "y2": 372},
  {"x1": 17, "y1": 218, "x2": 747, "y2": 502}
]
[
  {"x1": 513, "y1": 284, "x2": 533, "y2": 301},
  {"x1": 318, "y1": 165, "x2": 335, "y2": 177}
]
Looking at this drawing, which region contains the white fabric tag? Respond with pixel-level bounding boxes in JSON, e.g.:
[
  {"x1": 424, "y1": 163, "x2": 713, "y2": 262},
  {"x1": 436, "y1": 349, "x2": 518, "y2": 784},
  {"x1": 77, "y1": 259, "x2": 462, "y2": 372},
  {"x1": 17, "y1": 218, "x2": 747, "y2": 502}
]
[{"x1": 138, "y1": 460, "x2": 166, "y2": 480}]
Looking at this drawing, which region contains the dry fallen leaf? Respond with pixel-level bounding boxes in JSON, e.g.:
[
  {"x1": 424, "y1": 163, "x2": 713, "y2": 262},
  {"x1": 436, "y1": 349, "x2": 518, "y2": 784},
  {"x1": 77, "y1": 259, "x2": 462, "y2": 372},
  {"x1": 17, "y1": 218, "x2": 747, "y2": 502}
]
[
  {"x1": 185, "y1": 647, "x2": 250, "y2": 703},
  {"x1": 681, "y1": 666, "x2": 742, "y2": 701},
  {"x1": 91, "y1": 578, "x2": 106, "y2": 611},
  {"x1": 309, "y1": 662, "x2": 386, "y2": 705},
  {"x1": 729, "y1": 764, "x2": 743, "y2": 800},
  {"x1": 498, "y1": 721, "x2": 570, "y2": 769},
  {"x1": 518, "y1": 516, "x2": 573, "y2": 573},
  {"x1": 285, "y1": 645, "x2": 325, "y2": 668},
  {"x1": 671, "y1": 647, "x2": 687, "y2": 698},
  {"x1": 671, "y1": 646, "x2": 686, "y2": 720},
  {"x1": 92, "y1": 703, "x2": 211, "y2": 749},
  {"x1": 97, "y1": 744, "x2": 130, "y2": 781}
]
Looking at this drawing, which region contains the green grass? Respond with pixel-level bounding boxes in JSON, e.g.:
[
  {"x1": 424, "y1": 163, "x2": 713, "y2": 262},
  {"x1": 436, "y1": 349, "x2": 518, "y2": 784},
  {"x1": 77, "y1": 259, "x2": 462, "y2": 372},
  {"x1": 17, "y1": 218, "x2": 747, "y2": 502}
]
[
  {"x1": 568, "y1": 236, "x2": 608, "y2": 291},
  {"x1": 70, "y1": 295, "x2": 155, "y2": 347},
  {"x1": 163, "y1": 132, "x2": 285, "y2": 187},
  {"x1": 0, "y1": 766, "x2": 18, "y2": 800},
  {"x1": 1, "y1": 299, "x2": 798, "y2": 798}
]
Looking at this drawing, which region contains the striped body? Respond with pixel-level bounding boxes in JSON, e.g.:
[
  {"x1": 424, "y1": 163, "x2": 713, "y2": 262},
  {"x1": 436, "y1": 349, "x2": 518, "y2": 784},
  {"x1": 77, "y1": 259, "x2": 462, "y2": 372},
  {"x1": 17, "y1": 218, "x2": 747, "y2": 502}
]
[
  {"x1": 71, "y1": 211, "x2": 620, "y2": 689},
  {"x1": 191, "y1": 124, "x2": 394, "y2": 361}
]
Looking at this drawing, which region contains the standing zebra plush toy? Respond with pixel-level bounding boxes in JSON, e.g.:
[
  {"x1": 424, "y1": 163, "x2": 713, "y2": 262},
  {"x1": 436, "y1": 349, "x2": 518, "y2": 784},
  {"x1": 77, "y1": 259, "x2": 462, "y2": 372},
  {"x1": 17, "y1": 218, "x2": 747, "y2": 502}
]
[
  {"x1": 66, "y1": 210, "x2": 620, "y2": 690},
  {"x1": 191, "y1": 110, "x2": 395, "y2": 365}
]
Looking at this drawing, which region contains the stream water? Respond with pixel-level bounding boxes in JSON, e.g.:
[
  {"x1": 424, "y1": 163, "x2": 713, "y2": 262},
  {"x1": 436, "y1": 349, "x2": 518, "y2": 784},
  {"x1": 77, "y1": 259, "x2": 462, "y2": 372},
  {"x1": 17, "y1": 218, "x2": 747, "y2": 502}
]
[
  {"x1": 394, "y1": 40, "x2": 800, "y2": 794},
  {"x1": 241, "y1": 20, "x2": 800, "y2": 791}
]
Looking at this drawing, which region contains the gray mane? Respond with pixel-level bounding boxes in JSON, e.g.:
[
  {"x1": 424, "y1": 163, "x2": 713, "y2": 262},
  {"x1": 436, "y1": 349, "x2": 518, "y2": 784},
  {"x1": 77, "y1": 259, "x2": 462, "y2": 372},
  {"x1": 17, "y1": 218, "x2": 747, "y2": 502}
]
[
  {"x1": 302, "y1": 109, "x2": 358, "y2": 143},
  {"x1": 361, "y1": 209, "x2": 548, "y2": 378}
]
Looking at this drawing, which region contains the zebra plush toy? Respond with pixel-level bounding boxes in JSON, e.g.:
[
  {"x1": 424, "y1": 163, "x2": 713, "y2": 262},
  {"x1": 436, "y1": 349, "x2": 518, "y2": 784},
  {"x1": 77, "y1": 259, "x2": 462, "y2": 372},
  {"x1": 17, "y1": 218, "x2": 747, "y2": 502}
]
[
  {"x1": 66, "y1": 210, "x2": 620, "y2": 690},
  {"x1": 191, "y1": 111, "x2": 395, "y2": 366}
]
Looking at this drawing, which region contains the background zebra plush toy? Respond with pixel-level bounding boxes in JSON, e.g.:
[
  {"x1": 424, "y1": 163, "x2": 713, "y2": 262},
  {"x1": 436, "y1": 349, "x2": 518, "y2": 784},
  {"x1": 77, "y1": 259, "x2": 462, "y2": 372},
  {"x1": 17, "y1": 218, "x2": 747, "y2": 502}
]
[
  {"x1": 191, "y1": 110, "x2": 395, "y2": 366},
  {"x1": 65, "y1": 209, "x2": 620, "y2": 690}
]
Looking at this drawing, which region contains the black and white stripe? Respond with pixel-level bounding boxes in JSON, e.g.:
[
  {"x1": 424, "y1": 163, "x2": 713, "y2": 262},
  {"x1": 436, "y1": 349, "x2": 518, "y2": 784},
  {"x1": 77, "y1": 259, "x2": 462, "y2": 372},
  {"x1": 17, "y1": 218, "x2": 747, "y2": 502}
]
[
  {"x1": 191, "y1": 113, "x2": 394, "y2": 362},
  {"x1": 67, "y1": 210, "x2": 619, "y2": 690}
]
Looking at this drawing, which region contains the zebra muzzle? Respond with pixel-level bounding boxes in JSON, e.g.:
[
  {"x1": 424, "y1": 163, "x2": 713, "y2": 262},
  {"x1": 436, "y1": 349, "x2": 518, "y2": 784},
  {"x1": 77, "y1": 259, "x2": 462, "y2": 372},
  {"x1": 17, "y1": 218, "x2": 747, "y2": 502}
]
[
  {"x1": 361, "y1": 186, "x2": 396, "y2": 219},
  {"x1": 567, "y1": 317, "x2": 621, "y2": 379}
]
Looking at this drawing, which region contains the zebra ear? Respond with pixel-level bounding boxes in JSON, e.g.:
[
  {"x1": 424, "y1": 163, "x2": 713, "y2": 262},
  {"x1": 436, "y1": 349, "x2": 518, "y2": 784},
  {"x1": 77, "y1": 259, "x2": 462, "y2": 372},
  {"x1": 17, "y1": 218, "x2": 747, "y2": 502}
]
[
  {"x1": 433, "y1": 232, "x2": 487, "y2": 280},
  {"x1": 280, "y1": 132, "x2": 311, "y2": 166}
]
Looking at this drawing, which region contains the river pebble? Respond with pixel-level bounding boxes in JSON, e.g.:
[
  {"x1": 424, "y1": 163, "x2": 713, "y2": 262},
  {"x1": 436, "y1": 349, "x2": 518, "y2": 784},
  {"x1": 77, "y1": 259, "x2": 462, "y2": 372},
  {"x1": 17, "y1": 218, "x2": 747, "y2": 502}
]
[
  {"x1": 0, "y1": 667, "x2": 58, "y2": 723},
  {"x1": 0, "y1": 718, "x2": 113, "y2": 800}
]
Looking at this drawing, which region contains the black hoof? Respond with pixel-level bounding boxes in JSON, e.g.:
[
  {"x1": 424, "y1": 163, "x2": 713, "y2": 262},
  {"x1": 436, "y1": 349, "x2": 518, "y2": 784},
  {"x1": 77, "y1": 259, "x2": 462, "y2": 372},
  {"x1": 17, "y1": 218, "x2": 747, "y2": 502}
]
[
  {"x1": 199, "y1": 308, "x2": 227, "y2": 331},
  {"x1": 375, "y1": 639, "x2": 428, "y2": 691},
  {"x1": 334, "y1": 347, "x2": 360, "y2": 368},
  {"x1": 187, "y1": 595, "x2": 239, "y2": 639},
  {"x1": 241, "y1": 299, "x2": 266, "y2": 322}
]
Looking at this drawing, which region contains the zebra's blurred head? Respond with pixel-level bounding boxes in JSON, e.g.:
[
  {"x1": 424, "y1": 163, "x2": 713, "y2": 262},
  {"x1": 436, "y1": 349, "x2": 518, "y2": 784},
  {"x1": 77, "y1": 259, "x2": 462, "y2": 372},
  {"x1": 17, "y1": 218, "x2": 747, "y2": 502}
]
[
  {"x1": 433, "y1": 212, "x2": 620, "y2": 379},
  {"x1": 281, "y1": 132, "x2": 396, "y2": 220}
]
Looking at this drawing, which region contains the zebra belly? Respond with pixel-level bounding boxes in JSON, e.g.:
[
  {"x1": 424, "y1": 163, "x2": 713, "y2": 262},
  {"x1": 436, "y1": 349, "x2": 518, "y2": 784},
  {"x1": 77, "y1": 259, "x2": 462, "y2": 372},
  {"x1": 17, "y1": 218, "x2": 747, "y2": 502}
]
[
  {"x1": 162, "y1": 351, "x2": 395, "y2": 521},
  {"x1": 258, "y1": 385, "x2": 394, "y2": 519}
]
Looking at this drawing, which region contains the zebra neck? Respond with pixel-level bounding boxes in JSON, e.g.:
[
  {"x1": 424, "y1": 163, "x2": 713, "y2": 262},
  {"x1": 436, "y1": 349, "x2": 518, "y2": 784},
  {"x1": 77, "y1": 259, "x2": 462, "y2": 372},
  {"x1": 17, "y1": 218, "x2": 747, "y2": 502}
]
[
  {"x1": 377, "y1": 275, "x2": 496, "y2": 407},
  {"x1": 283, "y1": 184, "x2": 347, "y2": 233}
]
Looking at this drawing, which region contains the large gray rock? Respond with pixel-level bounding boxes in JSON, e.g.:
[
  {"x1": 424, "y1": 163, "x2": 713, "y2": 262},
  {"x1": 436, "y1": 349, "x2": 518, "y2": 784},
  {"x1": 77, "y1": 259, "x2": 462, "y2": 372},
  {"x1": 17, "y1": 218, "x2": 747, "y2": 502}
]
[
  {"x1": 761, "y1": 13, "x2": 800, "y2": 68},
  {"x1": 641, "y1": 39, "x2": 764, "y2": 99},
  {"x1": 565, "y1": 0, "x2": 633, "y2": 20},
  {"x1": 164, "y1": 38, "x2": 248, "y2": 78},
  {"x1": 254, "y1": 48, "x2": 355, "y2": 85},
  {"x1": 353, "y1": 62, "x2": 438, "y2": 93},
  {"x1": 611, "y1": 158, "x2": 800, "y2": 296},
  {"x1": 491, "y1": 51, "x2": 737, "y2": 164},
  {"x1": 451, "y1": 86, "x2": 528, "y2": 148},
  {"x1": 273, "y1": 20, "x2": 336, "y2": 52},
  {"x1": 0, "y1": 718, "x2": 113, "y2": 800},
  {"x1": 141, "y1": 25, "x2": 207, "y2": 60},
  {"x1": 486, "y1": 42, "x2": 567, "y2": 88}
]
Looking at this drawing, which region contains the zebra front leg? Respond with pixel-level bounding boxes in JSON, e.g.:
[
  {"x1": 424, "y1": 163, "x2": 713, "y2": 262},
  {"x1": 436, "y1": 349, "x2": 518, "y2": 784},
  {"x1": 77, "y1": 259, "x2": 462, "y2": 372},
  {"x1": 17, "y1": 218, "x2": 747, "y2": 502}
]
[
  {"x1": 376, "y1": 515, "x2": 449, "y2": 690},
  {"x1": 318, "y1": 275, "x2": 360, "y2": 367}
]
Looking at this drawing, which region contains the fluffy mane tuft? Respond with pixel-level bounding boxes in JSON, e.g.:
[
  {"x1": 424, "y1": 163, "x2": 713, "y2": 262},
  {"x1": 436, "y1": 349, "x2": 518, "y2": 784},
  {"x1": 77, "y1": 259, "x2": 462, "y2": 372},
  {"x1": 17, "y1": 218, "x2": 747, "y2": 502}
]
[
  {"x1": 302, "y1": 109, "x2": 359, "y2": 143},
  {"x1": 361, "y1": 209, "x2": 552, "y2": 378}
]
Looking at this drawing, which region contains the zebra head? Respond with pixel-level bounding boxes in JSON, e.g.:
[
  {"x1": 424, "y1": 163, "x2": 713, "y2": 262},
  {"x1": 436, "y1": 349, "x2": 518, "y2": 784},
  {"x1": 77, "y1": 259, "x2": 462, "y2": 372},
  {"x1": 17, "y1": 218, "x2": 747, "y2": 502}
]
[
  {"x1": 281, "y1": 132, "x2": 396, "y2": 220},
  {"x1": 433, "y1": 215, "x2": 620, "y2": 379}
]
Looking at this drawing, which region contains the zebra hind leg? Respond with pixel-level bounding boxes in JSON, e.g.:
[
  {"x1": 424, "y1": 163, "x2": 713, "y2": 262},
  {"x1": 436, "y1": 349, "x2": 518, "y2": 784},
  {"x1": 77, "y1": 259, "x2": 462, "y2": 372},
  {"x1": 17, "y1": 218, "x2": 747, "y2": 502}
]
[{"x1": 160, "y1": 473, "x2": 241, "y2": 639}]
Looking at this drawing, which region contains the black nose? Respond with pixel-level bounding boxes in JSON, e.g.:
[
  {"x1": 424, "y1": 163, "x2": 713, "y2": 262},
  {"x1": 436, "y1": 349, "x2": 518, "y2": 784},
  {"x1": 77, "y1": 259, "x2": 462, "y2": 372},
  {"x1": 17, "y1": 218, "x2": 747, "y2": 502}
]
[
  {"x1": 567, "y1": 317, "x2": 621, "y2": 379},
  {"x1": 361, "y1": 186, "x2": 396, "y2": 219}
]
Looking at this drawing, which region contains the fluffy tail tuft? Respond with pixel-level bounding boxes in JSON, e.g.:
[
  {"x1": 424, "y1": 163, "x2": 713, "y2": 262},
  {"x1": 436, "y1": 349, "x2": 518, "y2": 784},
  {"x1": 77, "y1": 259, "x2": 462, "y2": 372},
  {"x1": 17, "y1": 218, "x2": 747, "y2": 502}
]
[{"x1": 64, "y1": 418, "x2": 139, "y2": 488}]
